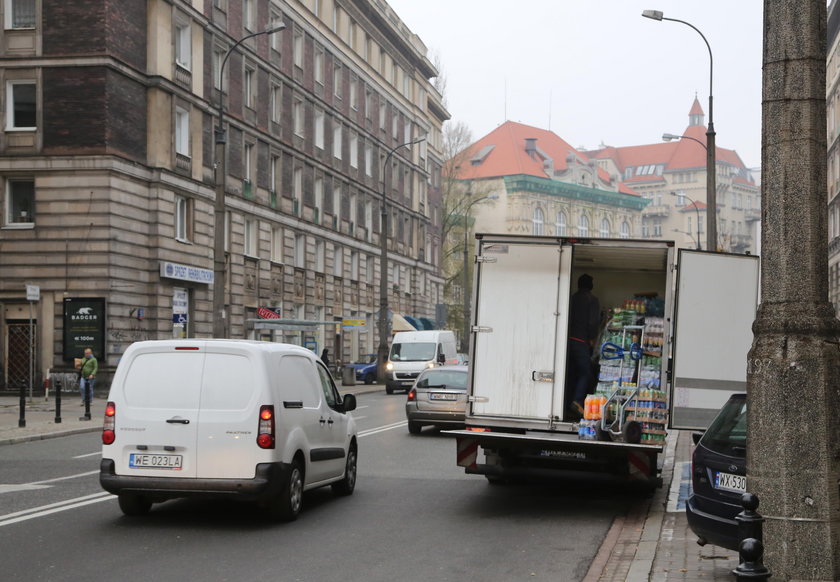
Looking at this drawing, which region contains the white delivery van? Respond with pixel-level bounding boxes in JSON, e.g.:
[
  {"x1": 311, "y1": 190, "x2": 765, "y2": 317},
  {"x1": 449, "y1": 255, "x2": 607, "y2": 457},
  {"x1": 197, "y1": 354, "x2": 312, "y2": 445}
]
[
  {"x1": 385, "y1": 330, "x2": 458, "y2": 394},
  {"x1": 99, "y1": 340, "x2": 357, "y2": 521}
]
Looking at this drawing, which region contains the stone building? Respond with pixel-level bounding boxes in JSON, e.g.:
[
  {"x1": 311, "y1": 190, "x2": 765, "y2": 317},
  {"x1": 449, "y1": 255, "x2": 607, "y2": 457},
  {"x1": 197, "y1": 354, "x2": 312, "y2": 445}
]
[
  {"x1": 585, "y1": 99, "x2": 760, "y2": 254},
  {"x1": 827, "y1": 0, "x2": 840, "y2": 315},
  {"x1": 0, "y1": 0, "x2": 449, "y2": 391}
]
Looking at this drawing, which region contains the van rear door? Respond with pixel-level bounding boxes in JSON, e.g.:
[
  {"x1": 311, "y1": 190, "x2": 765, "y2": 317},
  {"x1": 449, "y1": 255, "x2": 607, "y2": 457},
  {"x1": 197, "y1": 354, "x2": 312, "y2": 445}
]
[
  {"x1": 115, "y1": 346, "x2": 204, "y2": 478},
  {"x1": 194, "y1": 345, "x2": 262, "y2": 479},
  {"x1": 671, "y1": 250, "x2": 759, "y2": 430},
  {"x1": 470, "y1": 238, "x2": 571, "y2": 424}
]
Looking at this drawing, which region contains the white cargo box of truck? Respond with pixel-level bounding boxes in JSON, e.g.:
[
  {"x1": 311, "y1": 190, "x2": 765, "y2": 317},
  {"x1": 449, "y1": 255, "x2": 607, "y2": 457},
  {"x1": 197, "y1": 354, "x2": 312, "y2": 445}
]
[{"x1": 449, "y1": 234, "x2": 759, "y2": 488}]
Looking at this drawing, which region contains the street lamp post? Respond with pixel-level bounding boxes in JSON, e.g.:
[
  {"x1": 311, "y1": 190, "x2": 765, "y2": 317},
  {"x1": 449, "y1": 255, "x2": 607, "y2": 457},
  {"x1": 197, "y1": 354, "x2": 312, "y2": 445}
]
[
  {"x1": 212, "y1": 22, "x2": 286, "y2": 339},
  {"x1": 643, "y1": 10, "x2": 716, "y2": 252},
  {"x1": 668, "y1": 190, "x2": 702, "y2": 250},
  {"x1": 377, "y1": 135, "x2": 426, "y2": 384},
  {"x1": 671, "y1": 228, "x2": 700, "y2": 251}
]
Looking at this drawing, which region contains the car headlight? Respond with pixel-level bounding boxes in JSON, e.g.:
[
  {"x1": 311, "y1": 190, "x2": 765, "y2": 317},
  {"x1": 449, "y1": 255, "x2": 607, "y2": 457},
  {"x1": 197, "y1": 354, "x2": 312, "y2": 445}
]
[
  {"x1": 386, "y1": 362, "x2": 393, "y2": 371},
  {"x1": 427, "y1": 362, "x2": 435, "y2": 369}
]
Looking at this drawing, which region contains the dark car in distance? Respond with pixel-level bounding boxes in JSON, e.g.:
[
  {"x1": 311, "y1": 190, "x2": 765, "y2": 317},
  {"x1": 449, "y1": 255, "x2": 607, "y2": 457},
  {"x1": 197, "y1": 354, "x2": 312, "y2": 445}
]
[{"x1": 685, "y1": 393, "x2": 747, "y2": 552}]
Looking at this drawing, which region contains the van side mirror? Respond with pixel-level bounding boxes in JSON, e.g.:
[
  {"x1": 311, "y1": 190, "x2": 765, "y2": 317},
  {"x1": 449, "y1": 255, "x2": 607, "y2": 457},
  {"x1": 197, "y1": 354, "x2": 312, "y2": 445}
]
[
  {"x1": 437, "y1": 353, "x2": 446, "y2": 364},
  {"x1": 341, "y1": 393, "x2": 357, "y2": 413},
  {"x1": 691, "y1": 431, "x2": 704, "y2": 446}
]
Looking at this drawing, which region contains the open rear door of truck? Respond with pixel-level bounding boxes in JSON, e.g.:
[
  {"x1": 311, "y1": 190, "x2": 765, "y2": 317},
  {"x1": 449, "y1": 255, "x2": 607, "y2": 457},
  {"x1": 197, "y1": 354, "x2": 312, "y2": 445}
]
[
  {"x1": 469, "y1": 237, "x2": 572, "y2": 425},
  {"x1": 671, "y1": 250, "x2": 759, "y2": 430}
]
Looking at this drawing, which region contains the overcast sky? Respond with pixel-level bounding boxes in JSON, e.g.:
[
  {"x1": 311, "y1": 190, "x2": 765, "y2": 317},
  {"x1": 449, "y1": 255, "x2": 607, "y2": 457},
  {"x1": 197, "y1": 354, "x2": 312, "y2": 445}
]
[{"x1": 386, "y1": 0, "x2": 764, "y2": 168}]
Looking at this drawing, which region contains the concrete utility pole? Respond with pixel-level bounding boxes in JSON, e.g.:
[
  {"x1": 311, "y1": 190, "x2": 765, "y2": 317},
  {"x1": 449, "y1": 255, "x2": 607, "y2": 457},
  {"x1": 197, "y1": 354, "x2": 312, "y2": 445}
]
[{"x1": 749, "y1": 2, "x2": 840, "y2": 579}]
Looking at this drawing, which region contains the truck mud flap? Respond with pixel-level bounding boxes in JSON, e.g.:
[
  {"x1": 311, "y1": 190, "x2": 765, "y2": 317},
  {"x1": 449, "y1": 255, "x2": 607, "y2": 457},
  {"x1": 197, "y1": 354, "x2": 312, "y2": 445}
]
[{"x1": 456, "y1": 437, "x2": 479, "y2": 469}]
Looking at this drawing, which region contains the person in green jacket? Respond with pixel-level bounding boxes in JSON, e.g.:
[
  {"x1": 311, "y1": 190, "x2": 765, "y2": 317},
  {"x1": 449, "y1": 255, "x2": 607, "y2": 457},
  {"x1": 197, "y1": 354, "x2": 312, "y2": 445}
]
[{"x1": 80, "y1": 348, "x2": 98, "y2": 405}]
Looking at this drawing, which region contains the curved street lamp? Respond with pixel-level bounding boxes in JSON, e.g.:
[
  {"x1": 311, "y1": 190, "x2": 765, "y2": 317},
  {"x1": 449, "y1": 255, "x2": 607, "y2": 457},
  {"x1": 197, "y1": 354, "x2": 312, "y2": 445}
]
[
  {"x1": 672, "y1": 228, "x2": 700, "y2": 250},
  {"x1": 669, "y1": 190, "x2": 702, "y2": 250},
  {"x1": 212, "y1": 22, "x2": 286, "y2": 339},
  {"x1": 377, "y1": 135, "x2": 427, "y2": 384},
  {"x1": 643, "y1": 10, "x2": 716, "y2": 252}
]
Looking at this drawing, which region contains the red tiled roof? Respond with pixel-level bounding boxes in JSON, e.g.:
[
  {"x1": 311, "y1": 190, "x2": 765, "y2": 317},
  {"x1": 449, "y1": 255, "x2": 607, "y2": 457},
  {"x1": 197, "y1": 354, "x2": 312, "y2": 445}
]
[
  {"x1": 678, "y1": 201, "x2": 707, "y2": 211},
  {"x1": 455, "y1": 121, "x2": 640, "y2": 196}
]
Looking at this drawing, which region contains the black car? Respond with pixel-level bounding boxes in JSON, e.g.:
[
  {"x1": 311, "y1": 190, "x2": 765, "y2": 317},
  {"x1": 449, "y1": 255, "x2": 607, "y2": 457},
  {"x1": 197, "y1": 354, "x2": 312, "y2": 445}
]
[{"x1": 685, "y1": 393, "x2": 747, "y2": 551}]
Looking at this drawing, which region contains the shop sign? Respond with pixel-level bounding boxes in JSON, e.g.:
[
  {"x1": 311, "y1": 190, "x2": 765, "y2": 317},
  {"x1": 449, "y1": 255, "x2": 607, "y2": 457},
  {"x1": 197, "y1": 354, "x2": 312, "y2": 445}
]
[
  {"x1": 342, "y1": 319, "x2": 366, "y2": 329},
  {"x1": 160, "y1": 261, "x2": 214, "y2": 284},
  {"x1": 257, "y1": 307, "x2": 282, "y2": 319},
  {"x1": 63, "y1": 298, "x2": 106, "y2": 360}
]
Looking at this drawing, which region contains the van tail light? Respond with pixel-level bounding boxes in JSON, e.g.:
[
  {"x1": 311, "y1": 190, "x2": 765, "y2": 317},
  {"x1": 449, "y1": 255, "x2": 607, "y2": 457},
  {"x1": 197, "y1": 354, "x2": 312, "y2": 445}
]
[
  {"x1": 257, "y1": 405, "x2": 275, "y2": 449},
  {"x1": 102, "y1": 401, "x2": 116, "y2": 445},
  {"x1": 407, "y1": 388, "x2": 416, "y2": 401}
]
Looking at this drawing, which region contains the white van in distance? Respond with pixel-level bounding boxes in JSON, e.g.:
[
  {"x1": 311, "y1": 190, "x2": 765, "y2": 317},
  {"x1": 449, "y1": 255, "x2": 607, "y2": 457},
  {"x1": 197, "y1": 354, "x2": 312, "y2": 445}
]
[
  {"x1": 385, "y1": 330, "x2": 458, "y2": 394},
  {"x1": 99, "y1": 340, "x2": 357, "y2": 521}
]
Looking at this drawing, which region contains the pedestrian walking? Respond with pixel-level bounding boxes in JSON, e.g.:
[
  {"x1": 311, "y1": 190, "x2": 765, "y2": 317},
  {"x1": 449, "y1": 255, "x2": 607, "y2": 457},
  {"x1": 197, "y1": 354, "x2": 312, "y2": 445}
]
[
  {"x1": 79, "y1": 348, "x2": 98, "y2": 406},
  {"x1": 320, "y1": 348, "x2": 331, "y2": 369}
]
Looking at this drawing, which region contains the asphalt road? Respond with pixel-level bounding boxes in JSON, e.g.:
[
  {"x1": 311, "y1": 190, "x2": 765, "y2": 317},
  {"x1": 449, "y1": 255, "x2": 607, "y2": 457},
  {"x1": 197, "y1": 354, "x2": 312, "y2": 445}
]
[{"x1": 0, "y1": 391, "x2": 643, "y2": 582}]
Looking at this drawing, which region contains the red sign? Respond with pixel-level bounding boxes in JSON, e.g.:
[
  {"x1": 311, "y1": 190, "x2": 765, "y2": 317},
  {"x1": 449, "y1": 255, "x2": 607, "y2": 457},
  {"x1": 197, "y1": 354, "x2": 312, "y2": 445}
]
[{"x1": 257, "y1": 307, "x2": 281, "y2": 319}]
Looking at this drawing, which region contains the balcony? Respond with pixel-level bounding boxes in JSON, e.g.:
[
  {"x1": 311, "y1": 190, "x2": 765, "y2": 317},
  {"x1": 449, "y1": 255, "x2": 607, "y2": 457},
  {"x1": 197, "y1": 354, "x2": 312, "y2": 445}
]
[
  {"x1": 642, "y1": 204, "x2": 671, "y2": 218},
  {"x1": 744, "y1": 207, "x2": 761, "y2": 222}
]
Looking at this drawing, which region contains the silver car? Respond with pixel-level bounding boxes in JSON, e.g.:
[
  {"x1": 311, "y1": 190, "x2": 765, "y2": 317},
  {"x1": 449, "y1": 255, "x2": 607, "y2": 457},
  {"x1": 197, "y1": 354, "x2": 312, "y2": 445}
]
[{"x1": 405, "y1": 365, "x2": 468, "y2": 434}]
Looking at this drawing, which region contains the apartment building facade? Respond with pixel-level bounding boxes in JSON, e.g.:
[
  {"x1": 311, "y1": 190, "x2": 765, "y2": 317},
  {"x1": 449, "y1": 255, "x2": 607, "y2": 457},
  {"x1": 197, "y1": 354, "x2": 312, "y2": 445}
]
[{"x1": 0, "y1": 0, "x2": 449, "y2": 391}]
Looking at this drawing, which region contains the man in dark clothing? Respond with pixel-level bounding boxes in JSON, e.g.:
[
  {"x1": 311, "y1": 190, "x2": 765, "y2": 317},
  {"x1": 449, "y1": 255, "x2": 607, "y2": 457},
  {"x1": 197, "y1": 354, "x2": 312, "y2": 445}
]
[{"x1": 567, "y1": 274, "x2": 601, "y2": 418}]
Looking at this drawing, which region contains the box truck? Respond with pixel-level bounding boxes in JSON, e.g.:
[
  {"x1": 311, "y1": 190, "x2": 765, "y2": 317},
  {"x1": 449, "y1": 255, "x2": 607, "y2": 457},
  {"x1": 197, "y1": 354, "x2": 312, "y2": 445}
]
[{"x1": 448, "y1": 234, "x2": 759, "y2": 489}]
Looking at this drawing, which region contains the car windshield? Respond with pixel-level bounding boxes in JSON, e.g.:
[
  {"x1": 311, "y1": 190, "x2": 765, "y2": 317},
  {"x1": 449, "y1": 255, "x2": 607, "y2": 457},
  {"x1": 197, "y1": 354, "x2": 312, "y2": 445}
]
[
  {"x1": 389, "y1": 342, "x2": 436, "y2": 362},
  {"x1": 702, "y1": 396, "x2": 747, "y2": 457},
  {"x1": 416, "y1": 370, "x2": 467, "y2": 390},
  {"x1": 355, "y1": 354, "x2": 375, "y2": 365}
]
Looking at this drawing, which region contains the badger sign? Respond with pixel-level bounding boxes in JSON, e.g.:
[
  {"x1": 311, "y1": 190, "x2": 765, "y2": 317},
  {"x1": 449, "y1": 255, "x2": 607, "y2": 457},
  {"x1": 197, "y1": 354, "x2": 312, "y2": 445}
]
[{"x1": 63, "y1": 297, "x2": 106, "y2": 360}]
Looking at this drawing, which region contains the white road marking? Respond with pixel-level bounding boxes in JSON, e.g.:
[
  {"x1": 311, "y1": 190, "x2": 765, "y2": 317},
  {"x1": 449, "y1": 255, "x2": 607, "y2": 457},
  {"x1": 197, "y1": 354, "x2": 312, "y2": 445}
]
[
  {"x1": 73, "y1": 451, "x2": 102, "y2": 459},
  {"x1": 0, "y1": 484, "x2": 51, "y2": 494},
  {"x1": 358, "y1": 420, "x2": 407, "y2": 437},
  {"x1": 351, "y1": 415, "x2": 367, "y2": 421},
  {"x1": 354, "y1": 405, "x2": 370, "y2": 410},
  {"x1": 0, "y1": 492, "x2": 113, "y2": 527},
  {"x1": 2, "y1": 418, "x2": 407, "y2": 528}
]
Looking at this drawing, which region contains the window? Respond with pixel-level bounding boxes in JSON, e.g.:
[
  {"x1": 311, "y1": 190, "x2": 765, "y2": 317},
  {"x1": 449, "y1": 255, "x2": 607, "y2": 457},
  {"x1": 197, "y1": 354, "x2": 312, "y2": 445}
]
[
  {"x1": 5, "y1": 178, "x2": 34, "y2": 225},
  {"x1": 366, "y1": 255, "x2": 375, "y2": 283},
  {"x1": 295, "y1": 234, "x2": 305, "y2": 267},
  {"x1": 244, "y1": 68, "x2": 255, "y2": 109},
  {"x1": 315, "y1": 109, "x2": 325, "y2": 149},
  {"x1": 244, "y1": 143, "x2": 254, "y2": 184},
  {"x1": 350, "y1": 76, "x2": 358, "y2": 110},
  {"x1": 379, "y1": 102, "x2": 386, "y2": 130},
  {"x1": 532, "y1": 207, "x2": 544, "y2": 235},
  {"x1": 333, "y1": 124, "x2": 342, "y2": 159},
  {"x1": 578, "y1": 214, "x2": 589, "y2": 236},
  {"x1": 270, "y1": 155, "x2": 279, "y2": 193},
  {"x1": 313, "y1": 0, "x2": 321, "y2": 18},
  {"x1": 653, "y1": 220, "x2": 662, "y2": 237},
  {"x1": 271, "y1": 85, "x2": 281, "y2": 122},
  {"x1": 392, "y1": 112, "x2": 399, "y2": 139},
  {"x1": 5, "y1": 0, "x2": 35, "y2": 29},
  {"x1": 620, "y1": 221, "x2": 630, "y2": 239},
  {"x1": 365, "y1": 144, "x2": 373, "y2": 177},
  {"x1": 243, "y1": 0, "x2": 255, "y2": 31},
  {"x1": 293, "y1": 98, "x2": 304, "y2": 136},
  {"x1": 270, "y1": 11, "x2": 282, "y2": 52},
  {"x1": 332, "y1": 184, "x2": 341, "y2": 224},
  {"x1": 675, "y1": 190, "x2": 686, "y2": 206},
  {"x1": 332, "y1": 5, "x2": 340, "y2": 33},
  {"x1": 271, "y1": 226, "x2": 284, "y2": 262},
  {"x1": 314, "y1": 177, "x2": 324, "y2": 221},
  {"x1": 293, "y1": 167, "x2": 302, "y2": 206},
  {"x1": 175, "y1": 196, "x2": 191, "y2": 241},
  {"x1": 316, "y1": 240, "x2": 325, "y2": 271},
  {"x1": 244, "y1": 218, "x2": 257, "y2": 257},
  {"x1": 365, "y1": 89, "x2": 372, "y2": 119},
  {"x1": 314, "y1": 48, "x2": 324, "y2": 85},
  {"x1": 351, "y1": 251, "x2": 359, "y2": 280},
  {"x1": 333, "y1": 245, "x2": 343, "y2": 276},
  {"x1": 6, "y1": 80, "x2": 35, "y2": 130},
  {"x1": 293, "y1": 30, "x2": 303, "y2": 68},
  {"x1": 555, "y1": 211, "x2": 567, "y2": 236},
  {"x1": 600, "y1": 218, "x2": 610, "y2": 238},
  {"x1": 175, "y1": 106, "x2": 190, "y2": 156},
  {"x1": 175, "y1": 22, "x2": 191, "y2": 70},
  {"x1": 333, "y1": 65, "x2": 342, "y2": 99},
  {"x1": 404, "y1": 120, "x2": 411, "y2": 144},
  {"x1": 213, "y1": 49, "x2": 224, "y2": 90},
  {"x1": 350, "y1": 134, "x2": 358, "y2": 168}
]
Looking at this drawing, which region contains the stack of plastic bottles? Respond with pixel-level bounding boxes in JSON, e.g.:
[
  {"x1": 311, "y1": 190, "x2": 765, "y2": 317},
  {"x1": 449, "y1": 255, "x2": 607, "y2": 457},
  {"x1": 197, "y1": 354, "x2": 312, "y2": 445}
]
[
  {"x1": 625, "y1": 388, "x2": 668, "y2": 444},
  {"x1": 577, "y1": 394, "x2": 608, "y2": 440}
]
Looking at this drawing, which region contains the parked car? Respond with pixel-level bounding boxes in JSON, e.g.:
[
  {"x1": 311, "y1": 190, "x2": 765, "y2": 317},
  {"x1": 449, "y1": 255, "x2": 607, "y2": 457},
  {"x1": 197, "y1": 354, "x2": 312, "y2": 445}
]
[
  {"x1": 405, "y1": 365, "x2": 468, "y2": 434},
  {"x1": 685, "y1": 393, "x2": 747, "y2": 551},
  {"x1": 350, "y1": 354, "x2": 377, "y2": 384},
  {"x1": 99, "y1": 340, "x2": 358, "y2": 521}
]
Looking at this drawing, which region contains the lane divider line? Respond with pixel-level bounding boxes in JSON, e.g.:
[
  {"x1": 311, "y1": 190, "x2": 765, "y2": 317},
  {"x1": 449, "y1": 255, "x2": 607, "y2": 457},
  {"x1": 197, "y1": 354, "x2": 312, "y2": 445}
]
[{"x1": 0, "y1": 492, "x2": 113, "y2": 526}]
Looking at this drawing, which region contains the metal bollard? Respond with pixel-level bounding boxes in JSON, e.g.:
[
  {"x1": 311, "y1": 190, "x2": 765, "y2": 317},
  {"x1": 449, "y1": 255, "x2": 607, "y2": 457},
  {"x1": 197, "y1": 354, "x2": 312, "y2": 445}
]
[
  {"x1": 735, "y1": 492, "x2": 764, "y2": 544},
  {"x1": 732, "y1": 493, "x2": 771, "y2": 581},
  {"x1": 54, "y1": 378, "x2": 62, "y2": 424},
  {"x1": 732, "y1": 538, "x2": 770, "y2": 581}
]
